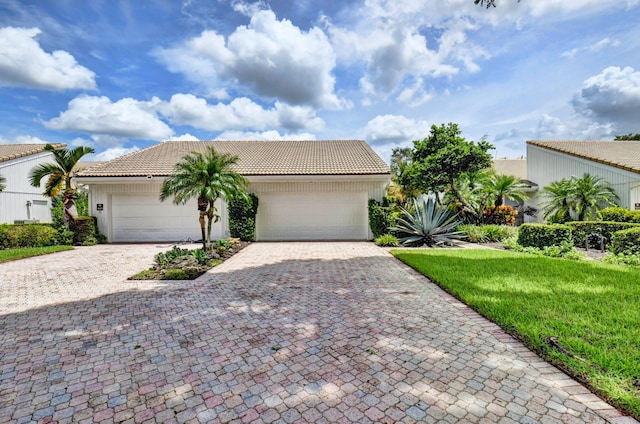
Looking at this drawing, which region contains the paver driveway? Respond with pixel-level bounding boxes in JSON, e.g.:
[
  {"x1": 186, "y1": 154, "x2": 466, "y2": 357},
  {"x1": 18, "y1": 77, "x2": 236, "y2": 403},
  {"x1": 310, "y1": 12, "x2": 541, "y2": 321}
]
[{"x1": 0, "y1": 242, "x2": 636, "y2": 424}]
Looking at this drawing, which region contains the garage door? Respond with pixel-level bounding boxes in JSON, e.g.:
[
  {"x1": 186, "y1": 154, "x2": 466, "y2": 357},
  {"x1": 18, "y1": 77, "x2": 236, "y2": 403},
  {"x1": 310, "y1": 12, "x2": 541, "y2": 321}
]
[
  {"x1": 111, "y1": 195, "x2": 217, "y2": 242},
  {"x1": 256, "y1": 191, "x2": 368, "y2": 241}
]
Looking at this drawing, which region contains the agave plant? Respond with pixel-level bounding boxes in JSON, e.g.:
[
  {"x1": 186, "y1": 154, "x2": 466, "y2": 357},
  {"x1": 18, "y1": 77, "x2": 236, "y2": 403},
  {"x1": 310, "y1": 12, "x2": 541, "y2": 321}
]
[{"x1": 392, "y1": 196, "x2": 465, "y2": 246}]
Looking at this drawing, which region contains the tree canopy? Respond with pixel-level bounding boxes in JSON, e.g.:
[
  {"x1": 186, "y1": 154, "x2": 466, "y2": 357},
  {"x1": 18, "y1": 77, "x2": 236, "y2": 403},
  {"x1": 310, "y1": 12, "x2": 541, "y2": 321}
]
[
  {"x1": 160, "y1": 147, "x2": 248, "y2": 250},
  {"x1": 614, "y1": 133, "x2": 640, "y2": 141},
  {"x1": 402, "y1": 123, "x2": 494, "y2": 222}
]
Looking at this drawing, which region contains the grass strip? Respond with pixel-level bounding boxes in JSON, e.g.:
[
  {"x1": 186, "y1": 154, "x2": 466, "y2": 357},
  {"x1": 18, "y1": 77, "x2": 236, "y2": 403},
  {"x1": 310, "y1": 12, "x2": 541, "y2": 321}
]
[
  {"x1": 0, "y1": 245, "x2": 74, "y2": 263},
  {"x1": 391, "y1": 248, "x2": 640, "y2": 419}
]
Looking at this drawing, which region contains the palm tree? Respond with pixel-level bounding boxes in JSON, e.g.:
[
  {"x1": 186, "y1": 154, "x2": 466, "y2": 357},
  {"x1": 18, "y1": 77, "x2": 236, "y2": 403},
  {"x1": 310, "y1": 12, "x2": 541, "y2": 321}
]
[
  {"x1": 0, "y1": 174, "x2": 6, "y2": 192},
  {"x1": 159, "y1": 147, "x2": 248, "y2": 250},
  {"x1": 28, "y1": 144, "x2": 95, "y2": 226},
  {"x1": 540, "y1": 178, "x2": 574, "y2": 223},
  {"x1": 571, "y1": 173, "x2": 619, "y2": 221},
  {"x1": 485, "y1": 174, "x2": 528, "y2": 207}
]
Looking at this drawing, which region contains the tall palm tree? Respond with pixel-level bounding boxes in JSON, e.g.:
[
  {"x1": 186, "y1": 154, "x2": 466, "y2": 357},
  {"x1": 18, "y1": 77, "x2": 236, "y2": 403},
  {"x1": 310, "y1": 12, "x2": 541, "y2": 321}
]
[
  {"x1": 571, "y1": 173, "x2": 619, "y2": 221},
  {"x1": 28, "y1": 144, "x2": 95, "y2": 226},
  {"x1": 540, "y1": 178, "x2": 574, "y2": 223},
  {"x1": 0, "y1": 174, "x2": 6, "y2": 192},
  {"x1": 159, "y1": 147, "x2": 248, "y2": 250}
]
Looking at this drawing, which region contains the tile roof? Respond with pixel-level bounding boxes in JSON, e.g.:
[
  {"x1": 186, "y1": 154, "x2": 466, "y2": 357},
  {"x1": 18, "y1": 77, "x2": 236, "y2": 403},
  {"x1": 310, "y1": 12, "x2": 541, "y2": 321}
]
[
  {"x1": 0, "y1": 143, "x2": 66, "y2": 164},
  {"x1": 77, "y1": 140, "x2": 391, "y2": 177},
  {"x1": 527, "y1": 140, "x2": 640, "y2": 174}
]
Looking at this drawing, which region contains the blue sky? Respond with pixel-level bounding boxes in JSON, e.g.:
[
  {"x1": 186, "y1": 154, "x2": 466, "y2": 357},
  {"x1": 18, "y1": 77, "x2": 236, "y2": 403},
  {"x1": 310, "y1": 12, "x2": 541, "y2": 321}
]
[{"x1": 1, "y1": 0, "x2": 639, "y2": 163}]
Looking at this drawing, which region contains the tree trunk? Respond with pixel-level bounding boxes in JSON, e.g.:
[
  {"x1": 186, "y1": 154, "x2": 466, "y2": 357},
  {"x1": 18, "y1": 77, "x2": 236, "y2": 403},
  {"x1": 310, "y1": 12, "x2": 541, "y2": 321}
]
[
  {"x1": 62, "y1": 191, "x2": 78, "y2": 228},
  {"x1": 199, "y1": 210, "x2": 206, "y2": 251}
]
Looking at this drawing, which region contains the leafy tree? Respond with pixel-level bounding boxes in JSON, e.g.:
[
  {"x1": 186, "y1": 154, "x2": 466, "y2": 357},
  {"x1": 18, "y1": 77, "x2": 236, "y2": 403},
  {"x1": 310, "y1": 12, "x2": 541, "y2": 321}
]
[
  {"x1": 389, "y1": 147, "x2": 419, "y2": 202},
  {"x1": 28, "y1": 144, "x2": 95, "y2": 227},
  {"x1": 0, "y1": 174, "x2": 5, "y2": 192},
  {"x1": 614, "y1": 133, "x2": 640, "y2": 141},
  {"x1": 159, "y1": 147, "x2": 248, "y2": 251},
  {"x1": 404, "y1": 123, "x2": 494, "y2": 222},
  {"x1": 572, "y1": 173, "x2": 619, "y2": 221},
  {"x1": 484, "y1": 173, "x2": 528, "y2": 207},
  {"x1": 540, "y1": 174, "x2": 619, "y2": 222},
  {"x1": 474, "y1": 0, "x2": 521, "y2": 7},
  {"x1": 540, "y1": 179, "x2": 574, "y2": 223}
]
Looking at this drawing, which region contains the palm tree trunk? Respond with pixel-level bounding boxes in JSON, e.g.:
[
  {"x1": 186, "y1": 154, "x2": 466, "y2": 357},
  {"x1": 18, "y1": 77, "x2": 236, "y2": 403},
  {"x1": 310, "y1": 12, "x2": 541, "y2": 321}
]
[{"x1": 199, "y1": 210, "x2": 207, "y2": 251}]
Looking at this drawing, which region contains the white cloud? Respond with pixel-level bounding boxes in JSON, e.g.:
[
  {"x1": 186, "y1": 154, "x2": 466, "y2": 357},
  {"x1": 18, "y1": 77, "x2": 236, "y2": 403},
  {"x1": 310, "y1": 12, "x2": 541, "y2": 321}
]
[
  {"x1": 526, "y1": 0, "x2": 639, "y2": 17},
  {"x1": 215, "y1": 130, "x2": 317, "y2": 141},
  {"x1": 153, "y1": 9, "x2": 346, "y2": 109},
  {"x1": 364, "y1": 114, "x2": 432, "y2": 147},
  {"x1": 0, "y1": 27, "x2": 96, "y2": 91},
  {"x1": 562, "y1": 37, "x2": 621, "y2": 58},
  {"x1": 572, "y1": 66, "x2": 640, "y2": 131},
  {"x1": 0, "y1": 134, "x2": 51, "y2": 145},
  {"x1": 396, "y1": 79, "x2": 433, "y2": 106},
  {"x1": 44, "y1": 95, "x2": 174, "y2": 140},
  {"x1": 93, "y1": 146, "x2": 141, "y2": 161},
  {"x1": 157, "y1": 93, "x2": 324, "y2": 132},
  {"x1": 164, "y1": 133, "x2": 200, "y2": 141}
]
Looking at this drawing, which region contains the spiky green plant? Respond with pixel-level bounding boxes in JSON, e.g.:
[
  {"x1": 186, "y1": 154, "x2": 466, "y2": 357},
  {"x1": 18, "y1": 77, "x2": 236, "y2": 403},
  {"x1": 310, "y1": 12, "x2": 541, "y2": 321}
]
[{"x1": 392, "y1": 197, "x2": 465, "y2": 246}]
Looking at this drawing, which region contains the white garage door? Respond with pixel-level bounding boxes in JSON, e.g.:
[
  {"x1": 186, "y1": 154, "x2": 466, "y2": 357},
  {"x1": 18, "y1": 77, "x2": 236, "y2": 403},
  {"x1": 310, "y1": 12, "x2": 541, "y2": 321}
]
[
  {"x1": 256, "y1": 191, "x2": 368, "y2": 241},
  {"x1": 111, "y1": 195, "x2": 216, "y2": 242}
]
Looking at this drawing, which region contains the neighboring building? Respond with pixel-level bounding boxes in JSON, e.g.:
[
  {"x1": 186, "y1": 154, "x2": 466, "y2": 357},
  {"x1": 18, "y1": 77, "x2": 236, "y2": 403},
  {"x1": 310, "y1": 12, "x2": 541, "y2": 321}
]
[
  {"x1": 0, "y1": 143, "x2": 65, "y2": 224},
  {"x1": 527, "y1": 140, "x2": 640, "y2": 213},
  {"x1": 75, "y1": 140, "x2": 391, "y2": 242},
  {"x1": 492, "y1": 158, "x2": 538, "y2": 224}
]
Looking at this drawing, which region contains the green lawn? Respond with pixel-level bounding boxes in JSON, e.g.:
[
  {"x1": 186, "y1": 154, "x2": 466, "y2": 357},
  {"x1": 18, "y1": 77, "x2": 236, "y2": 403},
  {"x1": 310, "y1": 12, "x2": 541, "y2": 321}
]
[
  {"x1": 0, "y1": 245, "x2": 74, "y2": 263},
  {"x1": 391, "y1": 248, "x2": 640, "y2": 420}
]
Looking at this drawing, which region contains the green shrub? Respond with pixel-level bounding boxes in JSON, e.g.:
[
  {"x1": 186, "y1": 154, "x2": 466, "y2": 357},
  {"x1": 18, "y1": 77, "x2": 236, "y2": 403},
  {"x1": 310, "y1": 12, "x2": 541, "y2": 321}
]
[
  {"x1": 228, "y1": 194, "x2": 259, "y2": 241},
  {"x1": 610, "y1": 227, "x2": 640, "y2": 255},
  {"x1": 517, "y1": 223, "x2": 572, "y2": 249},
  {"x1": 0, "y1": 224, "x2": 58, "y2": 248},
  {"x1": 567, "y1": 221, "x2": 640, "y2": 249},
  {"x1": 602, "y1": 252, "x2": 640, "y2": 266},
  {"x1": 374, "y1": 234, "x2": 399, "y2": 247},
  {"x1": 161, "y1": 269, "x2": 190, "y2": 280},
  {"x1": 505, "y1": 236, "x2": 584, "y2": 260},
  {"x1": 154, "y1": 246, "x2": 193, "y2": 268},
  {"x1": 368, "y1": 198, "x2": 396, "y2": 238},
  {"x1": 71, "y1": 216, "x2": 96, "y2": 245},
  {"x1": 600, "y1": 207, "x2": 640, "y2": 223},
  {"x1": 459, "y1": 224, "x2": 517, "y2": 243}
]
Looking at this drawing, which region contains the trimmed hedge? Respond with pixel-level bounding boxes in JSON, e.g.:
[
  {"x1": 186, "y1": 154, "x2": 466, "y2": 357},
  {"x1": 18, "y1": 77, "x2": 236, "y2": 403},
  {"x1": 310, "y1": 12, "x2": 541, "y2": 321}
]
[
  {"x1": 611, "y1": 227, "x2": 640, "y2": 255},
  {"x1": 368, "y1": 197, "x2": 397, "y2": 238},
  {"x1": 600, "y1": 207, "x2": 640, "y2": 223},
  {"x1": 229, "y1": 194, "x2": 259, "y2": 241},
  {"x1": 71, "y1": 216, "x2": 97, "y2": 245},
  {"x1": 0, "y1": 224, "x2": 58, "y2": 248},
  {"x1": 567, "y1": 221, "x2": 640, "y2": 249},
  {"x1": 517, "y1": 223, "x2": 572, "y2": 249}
]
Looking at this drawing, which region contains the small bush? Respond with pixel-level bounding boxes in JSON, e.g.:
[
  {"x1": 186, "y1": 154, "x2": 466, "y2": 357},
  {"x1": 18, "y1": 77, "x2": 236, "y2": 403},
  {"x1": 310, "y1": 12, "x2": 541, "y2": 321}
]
[
  {"x1": 567, "y1": 221, "x2": 640, "y2": 249},
  {"x1": 161, "y1": 269, "x2": 190, "y2": 280},
  {"x1": 610, "y1": 227, "x2": 640, "y2": 255},
  {"x1": 459, "y1": 224, "x2": 517, "y2": 243},
  {"x1": 602, "y1": 252, "x2": 640, "y2": 266},
  {"x1": 0, "y1": 224, "x2": 58, "y2": 248},
  {"x1": 154, "y1": 246, "x2": 193, "y2": 268},
  {"x1": 600, "y1": 207, "x2": 640, "y2": 223},
  {"x1": 228, "y1": 194, "x2": 259, "y2": 241},
  {"x1": 482, "y1": 205, "x2": 518, "y2": 226},
  {"x1": 368, "y1": 197, "x2": 396, "y2": 238},
  {"x1": 505, "y1": 236, "x2": 584, "y2": 260},
  {"x1": 517, "y1": 223, "x2": 572, "y2": 249},
  {"x1": 374, "y1": 234, "x2": 399, "y2": 247},
  {"x1": 71, "y1": 216, "x2": 96, "y2": 245}
]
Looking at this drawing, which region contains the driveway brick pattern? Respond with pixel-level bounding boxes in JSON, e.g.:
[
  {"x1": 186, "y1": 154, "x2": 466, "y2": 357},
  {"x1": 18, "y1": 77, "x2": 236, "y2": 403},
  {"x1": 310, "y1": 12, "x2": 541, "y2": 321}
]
[{"x1": 0, "y1": 242, "x2": 636, "y2": 423}]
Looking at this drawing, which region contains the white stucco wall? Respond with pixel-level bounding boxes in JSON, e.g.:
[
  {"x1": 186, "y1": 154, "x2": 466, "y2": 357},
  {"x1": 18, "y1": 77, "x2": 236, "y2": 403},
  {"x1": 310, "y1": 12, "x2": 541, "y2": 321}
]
[{"x1": 0, "y1": 152, "x2": 54, "y2": 224}]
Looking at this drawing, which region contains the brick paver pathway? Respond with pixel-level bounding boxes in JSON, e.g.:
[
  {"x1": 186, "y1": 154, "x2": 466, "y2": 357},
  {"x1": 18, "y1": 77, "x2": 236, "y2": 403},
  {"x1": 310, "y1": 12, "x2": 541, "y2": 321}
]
[{"x1": 0, "y1": 242, "x2": 636, "y2": 423}]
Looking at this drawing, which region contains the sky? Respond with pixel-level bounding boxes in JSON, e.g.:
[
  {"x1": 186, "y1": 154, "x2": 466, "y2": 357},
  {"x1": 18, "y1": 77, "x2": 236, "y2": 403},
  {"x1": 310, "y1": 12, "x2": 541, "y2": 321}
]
[{"x1": 1, "y1": 0, "x2": 640, "y2": 163}]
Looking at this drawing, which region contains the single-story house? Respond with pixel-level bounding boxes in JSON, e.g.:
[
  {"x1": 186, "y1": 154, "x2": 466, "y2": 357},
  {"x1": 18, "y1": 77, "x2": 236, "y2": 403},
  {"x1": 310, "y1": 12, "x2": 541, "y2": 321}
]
[
  {"x1": 0, "y1": 143, "x2": 66, "y2": 225},
  {"x1": 75, "y1": 140, "x2": 391, "y2": 242},
  {"x1": 527, "y1": 140, "x2": 640, "y2": 213}
]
